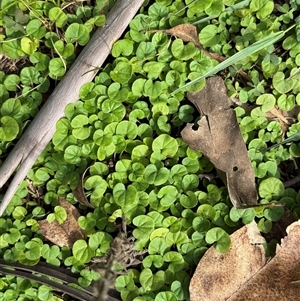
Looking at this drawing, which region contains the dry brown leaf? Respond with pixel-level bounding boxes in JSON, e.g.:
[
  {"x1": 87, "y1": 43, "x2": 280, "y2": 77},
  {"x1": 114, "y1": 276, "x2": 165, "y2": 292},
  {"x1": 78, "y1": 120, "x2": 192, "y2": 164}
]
[
  {"x1": 38, "y1": 198, "x2": 85, "y2": 248},
  {"x1": 72, "y1": 166, "x2": 94, "y2": 209},
  {"x1": 190, "y1": 220, "x2": 300, "y2": 301},
  {"x1": 181, "y1": 76, "x2": 257, "y2": 208},
  {"x1": 166, "y1": 24, "x2": 200, "y2": 47},
  {"x1": 190, "y1": 221, "x2": 266, "y2": 301}
]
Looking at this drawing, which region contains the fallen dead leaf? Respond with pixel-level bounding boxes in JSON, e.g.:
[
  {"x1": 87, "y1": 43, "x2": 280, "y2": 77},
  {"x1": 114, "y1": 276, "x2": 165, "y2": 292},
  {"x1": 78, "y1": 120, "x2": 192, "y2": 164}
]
[
  {"x1": 38, "y1": 198, "x2": 85, "y2": 248},
  {"x1": 190, "y1": 220, "x2": 300, "y2": 301},
  {"x1": 181, "y1": 76, "x2": 257, "y2": 208}
]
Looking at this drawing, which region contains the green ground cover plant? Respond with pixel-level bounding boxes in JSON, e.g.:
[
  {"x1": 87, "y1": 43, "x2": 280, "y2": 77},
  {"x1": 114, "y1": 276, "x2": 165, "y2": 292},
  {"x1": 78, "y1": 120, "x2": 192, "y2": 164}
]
[{"x1": 1, "y1": 0, "x2": 300, "y2": 300}]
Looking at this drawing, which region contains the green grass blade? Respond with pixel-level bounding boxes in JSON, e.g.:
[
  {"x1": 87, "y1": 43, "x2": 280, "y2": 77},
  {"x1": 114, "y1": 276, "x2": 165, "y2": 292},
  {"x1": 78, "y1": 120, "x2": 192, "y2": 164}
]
[{"x1": 172, "y1": 25, "x2": 295, "y2": 94}]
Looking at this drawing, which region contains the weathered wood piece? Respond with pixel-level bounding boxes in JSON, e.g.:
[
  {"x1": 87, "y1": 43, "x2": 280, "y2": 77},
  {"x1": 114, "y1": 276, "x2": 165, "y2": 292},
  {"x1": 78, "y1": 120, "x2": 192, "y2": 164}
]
[{"x1": 0, "y1": 0, "x2": 145, "y2": 216}]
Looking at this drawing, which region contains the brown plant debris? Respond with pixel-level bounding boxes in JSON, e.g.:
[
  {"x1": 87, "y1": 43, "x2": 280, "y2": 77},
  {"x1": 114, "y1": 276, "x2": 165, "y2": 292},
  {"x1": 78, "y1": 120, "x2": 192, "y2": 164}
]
[
  {"x1": 190, "y1": 220, "x2": 300, "y2": 301},
  {"x1": 181, "y1": 76, "x2": 257, "y2": 208},
  {"x1": 91, "y1": 216, "x2": 147, "y2": 301},
  {"x1": 38, "y1": 198, "x2": 85, "y2": 248}
]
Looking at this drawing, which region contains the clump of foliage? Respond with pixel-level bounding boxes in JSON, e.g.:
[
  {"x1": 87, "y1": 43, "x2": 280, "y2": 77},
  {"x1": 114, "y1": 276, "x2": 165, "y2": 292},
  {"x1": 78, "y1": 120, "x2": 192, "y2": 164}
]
[{"x1": 1, "y1": 0, "x2": 300, "y2": 300}]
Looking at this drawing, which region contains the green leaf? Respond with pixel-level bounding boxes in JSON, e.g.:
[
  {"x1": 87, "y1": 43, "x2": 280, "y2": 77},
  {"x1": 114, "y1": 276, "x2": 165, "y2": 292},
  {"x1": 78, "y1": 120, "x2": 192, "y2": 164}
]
[
  {"x1": 256, "y1": 93, "x2": 276, "y2": 112},
  {"x1": 93, "y1": 129, "x2": 112, "y2": 146},
  {"x1": 116, "y1": 120, "x2": 138, "y2": 139},
  {"x1": 49, "y1": 58, "x2": 66, "y2": 78},
  {"x1": 133, "y1": 215, "x2": 155, "y2": 241},
  {"x1": 143, "y1": 254, "x2": 164, "y2": 269},
  {"x1": 250, "y1": 0, "x2": 274, "y2": 19},
  {"x1": 3, "y1": 40, "x2": 24, "y2": 59},
  {"x1": 199, "y1": 24, "x2": 220, "y2": 47},
  {"x1": 136, "y1": 41, "x2": 156, "y2": 59},
  {"x1": 2, "y1": 228, "x2": 21, "y2": 244},
  {"x1": 38, "y1": 285, "x2": 53, "y2": 300},
  {"x1": 206, "y1": 0, "x2": 225, "y2": 15},
  {"x1": 197, "y1": 204, "x2": 216, "y2": 220},
  {"x1": 163, "y1": 251, "x2": 185, "y2": 272},
  {"x1": 143, "y1": 61, "x2": 165, "y2": 79},
  {"x1": 71, "y1": 114, "x2": 90, "y2": 140},
  {"x1": 144, "y1": 80, "x2": 165, "y2": 98},
  {"x1": 264, "y1": 206, "x2": 285, "y2": 222},
  {"x1": 148, "y1": 3, "x2": 168, "y2": 20},
  {"x1": 154, "y1": 291, "x2": 177, "y2": 301},
  {"x1": 0, "y1": 116, "x2": 19, "y2": 141},
  {"x1": 113, "y1": 183, "x2": 138, "y2": 210},
  {"x1": 65, "y1": 23, "x2": 90, "y2": 46},
  {"x1": 171, "y1": 280, "x2": 187, "y2": 301},
  {"x1": 115, "y1": 275, "x2": 136, "y2": 292},
  {"x1": 166, "y1": 231, "x2": 189, "y2": 247},
  {"x1": 205, "y1": 227, "x2": 231, "y2": 253},
  {"x1": 152, "y1": 134, "x2": 178, "y2": 157},
  {"x1": 148, "y1": 237, "x2": 170, "y2": 255},
  {"x1": 3, "y1": 74, "x2": 20, "y2": 92},
  {"x1": 30, "y1": 52, "x2": 50, "y2": 71},
  {"x1": 171, "y1": 164, "x2": 188, "y2": 183},
  {"x1": 64, "y1": 145, "x2": 82, "y2": 164},
  {"x1": 26, "y1": 19, "x2": 46, "y2": 39},
  {"x1": 158, "y1": 186, "x2": 178, "y2": 207},
  {"x1": 258, "y1": 177, "x2": 285, "y2": 200},
  {"x1": 72, "y1": 239, "x2": 94, "y2": 263},
  {"x1": 144, "y1": 164, "x2": 170, "y2": 186},
  {"x1": 272, "y1": 72, "x2": 295, "y2": 94},
  {"x1": 20, "y1": 66, "x2": 40, "y2": 85},
  {"x1": 12, "y1": 206, "x2": 27, "y2": 220},
  {"x1": 85, "y1": 175, "x2": 108, "y2": 205},
  {"x1": 257, "y1": 218, "x2": 272, "y2": 233},
  {"x1": 25, "y1": 240, "x2": 42, "y2": 260},
  {"x1": 20, "y1": 37, "x2": 39, "y2": 55},
  {"x1": 49, "y1": 7, "x2": 67, "y2": 28},
  {"x1": 180, "y1": 191, "x2": 198, "y2": 208},
  {"x1": 193, "y1": 216, "x2": 211, "y2": 233},
  {"x1": 181, "y1": 174, "x2": 199, "y2": 191},
  {"x1": 140, "y1": 268, "x2": 165, "y2": 291},
  {"x1": 1, "y1": 98, "x2": 21, "y2": 118},
  {"x1": 101, "y1": 99, "x2": 126, "y2": 121},
  {"x1": 112, "y1": 39, "x2": 134, "y2": 57},
  {"x1": 110, "y1": 61, "x2": 133, "y2": 83},
  {"x1": 229, "y1": 207, "x2": 255, "y2": 224},
  {"x1": 88, "y1": 231, "x2": 112, "y2": 254},
  {"x1": 53, "y1": 205, "x2": 67, "y2": 224},
  {"x1": 277, "y1": 94, "x2": 295, "y2": 111},
  {"x1": 171, "y1": 39, "x2": 197, "y2": 60}
]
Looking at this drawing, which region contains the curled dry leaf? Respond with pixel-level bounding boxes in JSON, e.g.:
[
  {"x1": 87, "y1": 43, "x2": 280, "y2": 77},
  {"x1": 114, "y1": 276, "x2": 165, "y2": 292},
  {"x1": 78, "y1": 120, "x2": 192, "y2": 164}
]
[
  {"x1": 72, "y1": 165, "x2": 94, "y2": 209},
  {"x1": 38, "y1": 198, "x2": 85, "y2": 248},
  {"x1": 190, "y1": 220, "x2": 300, "y2": 301},
  {"x1": 181, "y1": 76, "x2": 257, "y2": 208}
]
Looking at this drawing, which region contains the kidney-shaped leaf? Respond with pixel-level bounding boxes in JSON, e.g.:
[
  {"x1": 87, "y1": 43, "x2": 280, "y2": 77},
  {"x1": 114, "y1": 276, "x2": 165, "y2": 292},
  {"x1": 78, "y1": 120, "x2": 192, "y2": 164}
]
[
  {"x1": 205, "y1": 227, "x2": 231, "y2": 253},
  {"x1": 152, "y1": 134, "x2": 178, "y2": 158}
]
